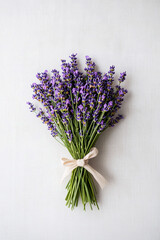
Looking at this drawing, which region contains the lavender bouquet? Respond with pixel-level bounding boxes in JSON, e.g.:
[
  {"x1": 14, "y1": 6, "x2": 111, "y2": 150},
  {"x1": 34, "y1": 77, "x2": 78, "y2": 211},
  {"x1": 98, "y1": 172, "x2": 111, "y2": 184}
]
[{"x1": 27, "y1": 54, "x2": 127, "y2": 210}]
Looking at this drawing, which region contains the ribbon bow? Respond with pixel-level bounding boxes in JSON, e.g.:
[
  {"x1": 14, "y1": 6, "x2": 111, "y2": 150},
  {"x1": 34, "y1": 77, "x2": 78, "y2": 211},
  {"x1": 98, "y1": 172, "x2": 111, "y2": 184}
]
[{"x1": 61, "y1": 147, "x2": 107, "y2": 189}]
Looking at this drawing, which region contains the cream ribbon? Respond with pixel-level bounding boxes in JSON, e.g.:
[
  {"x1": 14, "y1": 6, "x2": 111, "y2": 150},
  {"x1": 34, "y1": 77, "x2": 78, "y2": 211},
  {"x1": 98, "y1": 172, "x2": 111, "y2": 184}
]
[{"x1": 61, "y1": 147, "x2": 107, "y2": 189}]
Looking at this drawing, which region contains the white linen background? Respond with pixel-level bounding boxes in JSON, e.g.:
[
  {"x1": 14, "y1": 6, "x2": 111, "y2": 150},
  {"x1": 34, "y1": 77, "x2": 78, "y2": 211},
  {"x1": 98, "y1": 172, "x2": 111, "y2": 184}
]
[{"x1": 0, "y1": 0, "x2": 160, "y2": 239}]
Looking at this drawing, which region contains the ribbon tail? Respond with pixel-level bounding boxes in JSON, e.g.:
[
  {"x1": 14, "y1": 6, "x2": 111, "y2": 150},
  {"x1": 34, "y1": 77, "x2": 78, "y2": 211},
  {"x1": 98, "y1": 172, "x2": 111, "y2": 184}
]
[
  {"x1": 60, "y1": 166, "x2": 76, "y2": 184},
  {"x1": 84, "y1": 164, "x2": 107, "y2": 189}
]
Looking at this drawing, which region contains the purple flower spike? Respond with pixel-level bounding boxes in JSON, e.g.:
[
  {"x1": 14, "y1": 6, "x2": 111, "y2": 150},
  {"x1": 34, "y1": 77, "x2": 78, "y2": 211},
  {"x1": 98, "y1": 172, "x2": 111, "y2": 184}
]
[
  {"x1": 118, "y1": 71, "x2": 126, "y2": 83},
  {"x1": 27, "y1": 102, "x2": 36, "y2": 112}
]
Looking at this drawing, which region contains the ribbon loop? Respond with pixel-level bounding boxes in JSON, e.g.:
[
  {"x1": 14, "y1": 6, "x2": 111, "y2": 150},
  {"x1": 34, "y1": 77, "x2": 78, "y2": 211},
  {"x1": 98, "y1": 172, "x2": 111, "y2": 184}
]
[{"x1": 61, "y1": 147, "x2": 107, "y2": 189}]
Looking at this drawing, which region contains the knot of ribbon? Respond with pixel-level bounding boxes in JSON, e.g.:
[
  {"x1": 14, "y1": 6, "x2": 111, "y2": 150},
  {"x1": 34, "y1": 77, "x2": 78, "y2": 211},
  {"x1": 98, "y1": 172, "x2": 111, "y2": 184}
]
[
  {"x1": 76, "y1": 158, "x2": 88, "y2": 167},
  {"x1": 61, "y1": 147, "x2": 107, "y2": 189}
]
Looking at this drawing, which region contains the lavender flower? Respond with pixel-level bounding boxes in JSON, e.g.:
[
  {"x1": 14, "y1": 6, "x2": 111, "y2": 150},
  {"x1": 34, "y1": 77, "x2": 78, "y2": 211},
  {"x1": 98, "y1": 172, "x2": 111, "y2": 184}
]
[
  {"x1": 27, "y1": 102, "x2": 36, "y2": 112},
  {"x1": 118, "y1": 71, "x2": 126, "y2": 83}
]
